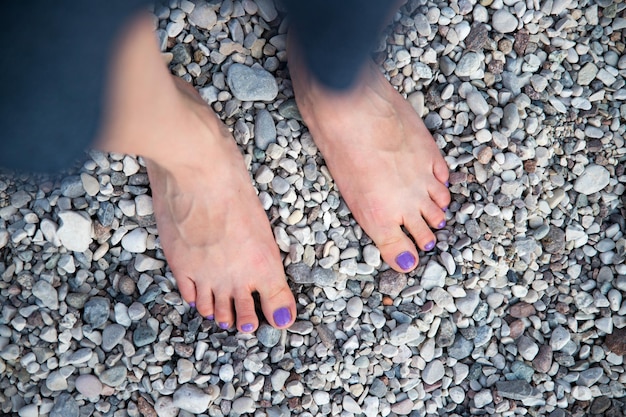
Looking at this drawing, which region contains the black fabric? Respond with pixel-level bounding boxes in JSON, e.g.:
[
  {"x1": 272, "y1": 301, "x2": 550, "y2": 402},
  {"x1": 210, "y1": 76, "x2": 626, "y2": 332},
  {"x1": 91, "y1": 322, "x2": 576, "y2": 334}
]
[
  {"x1": 283, "y1": 0, "x2": 396, "y2": 90},
  {"x1": 0, "y1": 1, "x2": 146, "y2": 173},
  {"x1": 0, "y1": 1, "x2": 394, "y2": 173}
]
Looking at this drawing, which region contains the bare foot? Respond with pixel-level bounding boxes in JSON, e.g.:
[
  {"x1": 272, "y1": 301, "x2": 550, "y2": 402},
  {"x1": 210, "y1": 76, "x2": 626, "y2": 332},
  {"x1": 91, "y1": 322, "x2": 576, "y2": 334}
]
[
  {"x1": 145, "y1": 78, "x2": 296, "y2": 333},
  {"x1": 289, "y1": 47, "x2": 450, "y2": 273}
]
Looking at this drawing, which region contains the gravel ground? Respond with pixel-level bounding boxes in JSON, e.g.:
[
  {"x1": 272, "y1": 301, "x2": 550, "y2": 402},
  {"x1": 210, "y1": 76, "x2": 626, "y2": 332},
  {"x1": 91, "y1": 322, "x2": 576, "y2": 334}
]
[{"x1": 1, "y1": 0, "x2": 626, "y2": 416}]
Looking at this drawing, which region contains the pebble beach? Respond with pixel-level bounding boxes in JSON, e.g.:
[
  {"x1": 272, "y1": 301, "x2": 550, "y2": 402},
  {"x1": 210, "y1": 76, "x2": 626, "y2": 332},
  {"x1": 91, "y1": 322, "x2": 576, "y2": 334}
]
[{"x1": 1, "y1": 0, "x2": 626, "y2": 416}]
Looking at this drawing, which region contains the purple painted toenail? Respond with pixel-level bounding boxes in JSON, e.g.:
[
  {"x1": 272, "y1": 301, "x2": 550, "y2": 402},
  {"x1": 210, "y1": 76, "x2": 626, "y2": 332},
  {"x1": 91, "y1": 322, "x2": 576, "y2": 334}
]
[
  {"x1": 442, "y1": 206, "x2": 448, "y2": 212},
  {"x1": 219, "y1": 322, "x2": 229, "y2": 329},
  {"x1": 189, "y1": 302, "x2": 196, "y2": 308},
  {"x1": 425, "y1": 240, "x2": 436, "y2": 251},
  {"x1": 206, "y1": 314, "x2": 214, "y2": 320},
  {"x1": 445, "y1": 181, "x2": 449, "y2": 187},
  {"x1": 395, "y1": 251, "x2": 416, "y2": 270},
  {"x1": 241, "y1": 323, "x2": 254, "y2": 332},
  {"x1": 438, "y1": 220, "x2": 446, "y2": 229},
  {"x1": 273, "y1": 308, "x2": 292, "y2": 327}
]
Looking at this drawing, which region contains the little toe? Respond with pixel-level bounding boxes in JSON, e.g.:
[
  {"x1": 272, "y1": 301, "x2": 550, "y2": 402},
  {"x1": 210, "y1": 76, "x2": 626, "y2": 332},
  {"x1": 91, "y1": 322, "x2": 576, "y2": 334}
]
[
  {"x1": 367, "y1": 223, "x2": 419, "y2": 272},
  {"x1": 258, "y1": 277, "x2": 297, "y2": 329},
  {"x1": 214, "y1": 295, "x2": 235, "y2": 330},
  {"x1": 234, "y1": 292, "x2": 259, "y2": 333},
  {"x1": 175, "y1": 273, "x2": 198, "y2": 309}
]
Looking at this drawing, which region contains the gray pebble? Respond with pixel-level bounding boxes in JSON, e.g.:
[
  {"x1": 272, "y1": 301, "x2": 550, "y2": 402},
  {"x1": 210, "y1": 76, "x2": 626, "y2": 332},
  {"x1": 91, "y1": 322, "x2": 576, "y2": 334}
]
[
  {"x1": 227, "y1": 64, "x2": 278, "y2": 102},
  {"x1": 254, "y1": 109, "x2": 277, "y2": 150}
]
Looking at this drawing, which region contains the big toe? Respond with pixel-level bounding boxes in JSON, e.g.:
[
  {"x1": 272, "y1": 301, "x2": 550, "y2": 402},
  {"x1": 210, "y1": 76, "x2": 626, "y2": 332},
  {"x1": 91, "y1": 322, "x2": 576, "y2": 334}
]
[{"x1": 258, "y1": 277, "x2": 297, "y2": 329}]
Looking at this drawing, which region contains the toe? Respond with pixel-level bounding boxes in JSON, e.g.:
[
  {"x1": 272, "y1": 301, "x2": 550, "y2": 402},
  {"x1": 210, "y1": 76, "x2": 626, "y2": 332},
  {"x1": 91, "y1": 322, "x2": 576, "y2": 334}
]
[
  {"x1": 428, "y1": 177, "x2": 451, "y2": 211},
  {"x1": 193, "y1": 280, "x2": 215, "y2": 320},
  {"x1": 175, "y1": 273, "x2": 198, "y2": 309},
  {"x1": 421, "y1": 200, "x2": 448, "y2": 230},
  {"x1": 405, "y1": 217, "x2": 437, "y2": 252},
  {"x1": 366, "y1": 222, "x2": 419, "y2": 272},
  {"x1": 234, "y1": 292, "x2": 259, "y2": 333},
  {"x1": 214, "y1": 295, "x2": 234, "y2": 330},
  {"x1": 432, "y1": 158, "x2": 450, "y2": 186},
  {"x1": 257, "y1": 277, "x2": 296, "y2": 329}
]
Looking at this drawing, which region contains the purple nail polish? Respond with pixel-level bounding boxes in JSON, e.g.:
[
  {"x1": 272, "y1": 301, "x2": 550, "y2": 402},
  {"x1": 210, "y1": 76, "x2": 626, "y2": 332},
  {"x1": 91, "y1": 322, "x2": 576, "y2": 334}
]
[
  {"x1": 189, "y1": 302, "x2": 196, "y2": 308},
  {"x1": 442, "y1": 206, "x2": 448, "y2": 212},
  {"x1": 206, "y1": 314, "x2": 214, "y2": 320},
  {"x1": 445, "y1": 181, "x2": 450, "y2": 187},
  {"x1": 425, "y1": 240, "x2": 436, "y2": 251},
  {"x1": 395, "y1": 251, "x2": 416, "y2": 270},
  {"x1": 437, "y1": 220, "x2": 446, "y2": 229},
  {"x1": 219, "y1": 322, "x2": 230, "y2": 329},
  {"x1": 273, "y1": 307, "x2": 292, "y2": 327},
  {"x1": 241, "y1": 323, "x2": 254, "y2": 332}
]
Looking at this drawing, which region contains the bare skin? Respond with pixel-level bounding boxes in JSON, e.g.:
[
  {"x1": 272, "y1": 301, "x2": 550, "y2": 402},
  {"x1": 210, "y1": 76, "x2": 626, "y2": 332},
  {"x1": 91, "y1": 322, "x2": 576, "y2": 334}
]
[
  {"x1": 288, "y1": 44, "x2": 451, "y2": 272},
  {"x1": 97, "y1": 14, "x2": 296, "y2": 333}
]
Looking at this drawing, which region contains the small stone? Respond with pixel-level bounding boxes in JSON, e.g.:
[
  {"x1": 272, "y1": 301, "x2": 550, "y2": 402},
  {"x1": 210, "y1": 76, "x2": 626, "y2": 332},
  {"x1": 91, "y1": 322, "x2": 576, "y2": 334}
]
[
  {"x1": 255, "y1": 0, "x2": 278, "y2": 21},
  {"x1": 422, "y1": 360, "x2": 445, "y2": 384},
  {"x1": 578, "y1": 368, "x2": 604, "y2": 387},
  {"x1": 605, "y1": 327, "x2": 626, "y2": 355},
  {"x1": 46, "y1": 371, "x2": 68, "y2": 391},
  {"x1": 532, "y1": 345, "x2": 553, "y2": 373},
  {"x1": 577, "y1": 62, "x2": 598, "y2": 86},
  {"x1": 467, "y1": 90, "x2": 489, "y2": 115},
  {"x1": 448, "y1": 335, "x2": 474, "y2": 359},
  {"x1": 121, "y1": 228, "x2": 148, "y2": 253},
  {"x1": 541, "y1": 226, "x2": 566, "y2": 254},
  {"x1": 363, "y1": 245, "x2": 381, "y2": 267},
  {"x1": 134, "y1": 322, "x2": 157, "y2": 347},
  {"x1": 389, "y1": 324, "x2": 421, "y2": 346},
  {"x1": 83, "y1": 297, "x2": 111, "y2": 329},
  {"x1": 232, "y1": 397, "x2": 255, "y2": 414},
  {"x1": 311, "y1": 267, "x2": 336, "y2": 286},
  {"x1": 188, "y1": 3, "x2": 217, "y2": 29},
  {"x1": 102, "y1": 324, "x2": 126, "y2": 352},
  {"x1": 455, "y1": 52, "x2": 481, "y2": 77},
  {"x1": 254, "y1": 109, "x2": 276, "y2": 150},
  {"x1": 492, "y1": 9, "x2": 518, "y2": 33},
  {"x1": 173, "y1": 385, "x2": 212, "y2": 414},
  {"x1": 32, "y1": 280, "x2": 59, "y2": 310},
  {"x1": 134, "y1": 254, "x2": 164, "y2": 272},
  {"x1": 99, "y1": 366, "x2": 127, "y2": 387},
  {"x1": 137, "y1": 397, "x2": 157, "y2": 417},
  {"x1": 574, "y1": 164, "x2": 611, "y2": 195},
  {"x1": 50, "y1": 393, "x2": 79, "y2": 417},
  {"x1": 509, "y1": 302, "x2": 536, "y2": 318},
  {"x1": 135, "y1": 195, "x2": 154, "y2": 216},
  {"x1": 378, "y1": 270, "x2": 407, "y2": 297},
  {"x1": 473, "y1": 390, "x2": 493, "y2": 408},
  {"x1": 495, "y1": 380, "x2": 534, "y2": 400},
  {"x1": 227, "y1": 63, "x2": 278, "y2": 102},
  {"x1": 391, "y1": 399, "x2": 414, "y2": 415},
  {"x1": 257, "y1": 324, "x2": 281, "y2": 348},
  {"x1": 518, "y1": 336, "x2": 539, "y2": 361},
  {"x1": 57, "y1": 211, "x2": 93, "y2": 252},
  {"x1": 346, "y1": 297, "x2": 364, "y2": 318},
  {"x1": 571, "y1": 386, "x2": 592, "y2": 401},
  {"x1": 421, "y1": 261, "x2": 446, "y2": 290},
  {"x1": 456, "y1": 290, "x2": 480, "y2": 316},
  {"x1": 590, "y1": 397, "x2": 612, "y2": 414},
  {"x1": 550, "y1": 326, "x2": 571, "y2": 351},
  {"x1": 60, "y1": 176, "x2": 85, "y2": 198},
  {"x1": 75, "y1": 374, "x2": 103, "y2": 397},
  {"x1": 465, "y1": 23, "x2": 489, "y2": 51},
  {"x1": 343, "y1": 396, "x2": 361, "y2": 414}
]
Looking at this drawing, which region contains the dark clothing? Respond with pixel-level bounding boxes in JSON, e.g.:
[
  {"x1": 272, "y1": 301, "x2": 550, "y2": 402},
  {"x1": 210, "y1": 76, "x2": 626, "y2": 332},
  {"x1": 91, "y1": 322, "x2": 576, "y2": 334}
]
[{"x1": 0, "y1": 1, "x2": 395, "y2": 173}]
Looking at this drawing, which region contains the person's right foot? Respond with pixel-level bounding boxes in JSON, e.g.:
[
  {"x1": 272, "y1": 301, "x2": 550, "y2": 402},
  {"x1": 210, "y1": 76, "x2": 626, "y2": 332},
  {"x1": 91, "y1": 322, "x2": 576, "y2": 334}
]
[
  {"x1": 289, "y1": 46, "x2": 451, "y2": 273},
  {"x1": 146, "y1": 78, "x2": 296, "y2": 333}
]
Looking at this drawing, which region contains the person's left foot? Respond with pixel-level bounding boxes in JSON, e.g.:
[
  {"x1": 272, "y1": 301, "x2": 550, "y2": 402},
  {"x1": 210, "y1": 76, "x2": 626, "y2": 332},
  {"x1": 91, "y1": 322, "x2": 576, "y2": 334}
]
[{"x1": 289, "y1": 45, "x2": 450, "y2": 273}]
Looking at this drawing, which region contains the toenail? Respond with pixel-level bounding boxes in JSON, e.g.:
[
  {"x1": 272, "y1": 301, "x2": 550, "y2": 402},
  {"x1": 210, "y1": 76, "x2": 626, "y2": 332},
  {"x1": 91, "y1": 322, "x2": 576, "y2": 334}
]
[
  {"x1": 273, "y1": 307, "x2": 292, "y2": 327},
  {"x1": 445, "y1": 181, "x2": 449, "y2": 187},
  {"x1": 425, "y1": 240, "x2": 436, "y2": 251},
  {"x1": 241, "y1": 323, "x2": 254, "y2": 333},
  {"x1": 395, "y1": 251, "x2": 416, "y2": 270},
  {"x1": 189, "y1": 302, "x2": 196, "y2": 308},
  {"x1": 437, "y1": 220, "x2": 446, "y2": 229},
  {"x1": 442, "y1": 206, "x2": 448, "y2": 212},
  {"x1": 206, "y1": 314, "x2": 214, "y2": 320},
  {"x1": 219, "y1": 322, "x2": 230, "y2": 329}
]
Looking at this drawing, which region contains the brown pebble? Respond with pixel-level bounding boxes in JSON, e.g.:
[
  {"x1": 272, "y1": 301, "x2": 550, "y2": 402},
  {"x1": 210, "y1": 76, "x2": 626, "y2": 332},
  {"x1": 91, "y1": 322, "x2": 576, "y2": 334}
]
[
  {"x1": 508, "y1": 319, "x2": 526, "y2": 339},
  {"x1": 509, "y1": 302, "x2": 536, "y2": 318},
  {"x1": 118, "y1": 276, "x2": 136, "y2": 296},
  {"x1": 498, "y1": 38, "x2": 513, "y2": 54},
  {"x1": 382, "y1": 296, "x2": 394, "y2": 306},
  {"x1": 477, "y1": 147, "x2": 493, "y2": 164},
  {"x1": 605, "y1": 327, "x2": 626, "y2": 355},
  {"x1": 523, "y1": 160, "x2": 537, "y2": 173},
  {"x1": 532, "y1": 345, "x2": 553, "y2": 373},
  {"x1": 449, "y1": 172, "x2": 468, "y2": 185},
  {"x1": 514, "y1": 29, "x2": 530, "y2": 55},
  {"x1": 137, "y1": 397, "x2": 157, "y2": 417}
]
